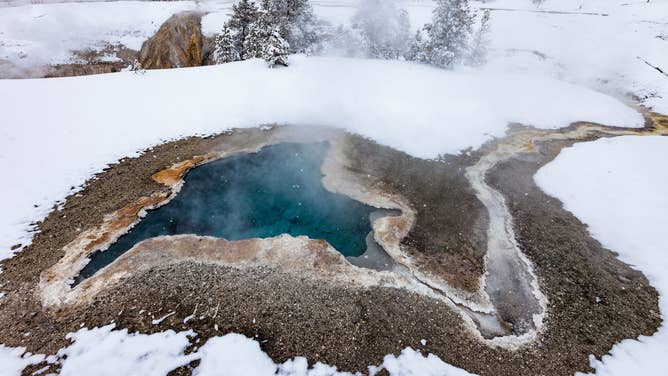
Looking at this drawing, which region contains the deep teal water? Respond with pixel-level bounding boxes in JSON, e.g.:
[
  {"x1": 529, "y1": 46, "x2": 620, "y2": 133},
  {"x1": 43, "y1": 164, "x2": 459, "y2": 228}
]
[{"x1": 74, "y1": 143, "x2": 376, "y2": 284}]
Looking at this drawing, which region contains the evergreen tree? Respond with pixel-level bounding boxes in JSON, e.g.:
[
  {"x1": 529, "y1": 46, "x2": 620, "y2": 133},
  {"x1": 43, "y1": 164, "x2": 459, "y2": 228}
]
[
  {"x1": 243, "y1": 12, "x2": 290, "y2": 66},
  {"x1": 227, "y1": 0, "x2": 260, "y2": 54},
  {"x1": 263, "y1": 25, "x2": 290, "y2": 66},
  {"x1": 406, "y1": 29, "x2": 428, "y2": 63},
  {"x1": 260, "y1": 0, "x2": 319, "y2": 53},
  {"x1": 467, "y1": 9, "x2": 491, "y2": 67},
  {"x1": 243, "y1": 12, "x2": 273, "y2": 59},
  {"x1": 213, "y1": 26, "x2": 240, "y2": 64},
  {"x1": 421, "y1": 0, "x2": 475, "y2": 68}
]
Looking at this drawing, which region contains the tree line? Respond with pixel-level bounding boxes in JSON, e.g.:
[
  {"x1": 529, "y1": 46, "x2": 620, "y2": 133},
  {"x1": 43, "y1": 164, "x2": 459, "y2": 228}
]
[{"x1": 213, "y1": 0, "x2": 491, "y2": 68}]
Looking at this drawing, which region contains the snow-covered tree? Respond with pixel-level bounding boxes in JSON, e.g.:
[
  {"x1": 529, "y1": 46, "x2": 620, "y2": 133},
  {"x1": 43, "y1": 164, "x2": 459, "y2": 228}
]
[
  {"x1": 263, "y1": 25, "x2": 290, "y2": 66},
  {"x1": 214, "y1": 26, "x2": 240, "y2": 64},
  {"x1": 467, "y1": 9, "x2": 491, "y2": 67},
  {"x1": 416, "y1": 0, "x2": 475, "y2": 68},
  {"x1": 243, "y1": 17, "x2": 269, "y2": 60},
  {"x1": 351, "y1": 0, "x2": 411, "y2": 59},
  {"x1": 260, "y1": 0, "x2": 320, "y2": 53},
  {"x1": 243, "y1": 12, "x2": 290, "y2": 66},
  {"x1": 227, "y1": 0, "x2": 260, "y2": 54},
  {"x1": 405, "y1": 29, "x2": 428, "y2": 63}
]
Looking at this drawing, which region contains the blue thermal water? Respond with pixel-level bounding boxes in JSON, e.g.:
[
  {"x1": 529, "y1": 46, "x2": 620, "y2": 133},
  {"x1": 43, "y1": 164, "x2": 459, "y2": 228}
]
[{"x1": 74, "y1": 142, "x2": 376, "y2": 284}]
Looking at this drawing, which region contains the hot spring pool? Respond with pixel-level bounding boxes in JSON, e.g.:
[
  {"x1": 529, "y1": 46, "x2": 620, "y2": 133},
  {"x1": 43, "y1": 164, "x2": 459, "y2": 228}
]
[{"x1": 75, "y1": 142, "x2": 378, "y2": 284}]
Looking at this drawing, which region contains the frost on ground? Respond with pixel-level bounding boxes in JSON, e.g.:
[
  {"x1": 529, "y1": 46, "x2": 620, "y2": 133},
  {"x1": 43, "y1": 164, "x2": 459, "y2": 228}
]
[
  {"x1": 0, "y1": 56, "x2": 642, "y2": 257},
  {"x1": 0, "y1": 325, "x2": 476, "y2": 376},
  {"x1": 535, "y1": 136, "x2": 668, "y2": 376}
]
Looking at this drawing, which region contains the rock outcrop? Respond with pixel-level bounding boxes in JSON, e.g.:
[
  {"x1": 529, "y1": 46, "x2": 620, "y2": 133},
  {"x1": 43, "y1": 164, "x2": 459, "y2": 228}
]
[{"x1": 139, "y1": 11, "x2": 211, "y2": 69}]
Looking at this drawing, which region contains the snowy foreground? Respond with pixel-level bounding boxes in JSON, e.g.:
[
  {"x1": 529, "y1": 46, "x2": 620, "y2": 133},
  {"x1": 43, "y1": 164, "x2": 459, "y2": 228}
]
[
  {"x1": 0, "y1": 325, "x2": 475, "y2": 376},
  {"x1": 536, "y1": 136, "x2": 668, "y2": 376}
]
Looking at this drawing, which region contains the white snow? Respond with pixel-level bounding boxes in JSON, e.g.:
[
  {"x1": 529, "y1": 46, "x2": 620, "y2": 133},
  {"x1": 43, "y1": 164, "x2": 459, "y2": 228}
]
[
  {"x1": 0, "y1": 344, "x2": 44, "y2": 376},
  {"x1": 535, "y1": 136, "x2": 668, "y2": 376},
  {"x1": 3, "y1": 0, "x2": 666, "y2": 112},
  {"x1": 193, "y1": 334, "x2": 278, "y2": 376},
  {"x1": 482, "y1": 0, "x2": 668, "y2": 114},
  {"x1": 0, "y1": 56, "x2": 642, "y2": 256},
  {"x1": 0, "y1": 1, "x2": 665, "y2": 375},
  {"x1": 378, "y1": 347, "x2": 476, "y2": 376},
  {"x1": 57, "y1": 325, "x2": 198, "y2": 376},
  {"x1": 0, "y1": 325, "x2": 478, "y2": 375}
]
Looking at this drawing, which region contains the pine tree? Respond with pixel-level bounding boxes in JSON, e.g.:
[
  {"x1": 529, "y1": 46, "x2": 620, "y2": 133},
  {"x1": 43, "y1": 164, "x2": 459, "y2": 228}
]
[
  {"x1": 406, "y1": 29, "x2": 428, "y2": 63},
  {"x1": 467, "y1": 9, "x2": 491, "y2": 67},
  {"x1": 263, "y1": 25, "x2": 290, "y2": 66},
  {"x1": 260, "y1": 0, "x2": 319, "y2": 53},
  {"x1": 421, "y1": 0, "x2": 475, "y2": 68},
  {"x1": 227, "y1": 0, "x2": 260, "y2": 55},
  {"x1": 243, "y1": 12, "x2": 273, "y2": 60},
  {"x1": 214, "y1": 26, "x2": 240, "y2": 64},
  {"x1": 243, "y1": 12, "x2": 290, "y2": 66}
]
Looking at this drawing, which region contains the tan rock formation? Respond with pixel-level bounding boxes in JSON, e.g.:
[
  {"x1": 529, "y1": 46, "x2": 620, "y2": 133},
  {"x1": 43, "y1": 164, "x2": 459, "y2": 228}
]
[{"x1": 139, "y1": 11, "x2": 207, "y2": 69}]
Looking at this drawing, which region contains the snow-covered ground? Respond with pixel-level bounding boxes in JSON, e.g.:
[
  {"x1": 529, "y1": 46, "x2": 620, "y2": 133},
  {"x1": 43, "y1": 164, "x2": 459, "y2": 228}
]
[
  {"x1": 2, "y1": 324, "x2": 475, "y2": 376},
  {"x1": 535, "y1": 136, "x2": 668, "y2": 376},
  {"x1": 0, "y1": 56, "x2": 642, "y2": 259},
  {"x1": 1, "y1": 0, "x2": 666, "y2": 110},
  {"x1": 0, "y1": 0, "x2": 666, "y2": 375},
  {"x1": 483, "y1": 0, "x2": 668, "y2": 113}
]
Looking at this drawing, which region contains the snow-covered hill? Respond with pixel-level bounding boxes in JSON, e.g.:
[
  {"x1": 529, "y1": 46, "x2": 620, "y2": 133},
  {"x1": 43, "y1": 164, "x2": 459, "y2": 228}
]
[{"x1": 1, "y1": 0, "x2": 666, "y2": 111}]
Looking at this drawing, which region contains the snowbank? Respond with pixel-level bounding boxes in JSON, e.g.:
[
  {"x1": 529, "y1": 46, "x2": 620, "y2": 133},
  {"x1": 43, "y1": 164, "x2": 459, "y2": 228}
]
[
  {"x1": 0, "y1": 56, "x2": 642, "y2": 257},
  {"x1": 535, "y1": 136, "x2": 668, "y2": 376},
  {"x1": 0, "y1": 344, "x2": 44, "y2": 376},
  {"x1": 57, "y1": 325, "x2": 197, "y2": 376},
  {"x1": 0, "y1": 324, "x2": 477, "y2": 375},
  {"x1": 378, "y1": 348, "x2": 476, "y2": 376},
  {"x1": 2, "y1": 0, "x2": 665, "y2": 110},
  {"x1": 484, "y1": 0, "x2": 668, "y2": 113}
]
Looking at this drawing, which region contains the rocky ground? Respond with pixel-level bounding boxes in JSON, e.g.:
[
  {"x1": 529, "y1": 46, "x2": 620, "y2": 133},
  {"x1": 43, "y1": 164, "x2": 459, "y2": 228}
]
[{"x1": 0, "y1": 121, "x2": 661, "y2": 375}]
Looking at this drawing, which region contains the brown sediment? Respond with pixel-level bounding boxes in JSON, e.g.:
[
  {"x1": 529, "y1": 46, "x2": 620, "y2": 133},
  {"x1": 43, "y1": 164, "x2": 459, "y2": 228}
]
[
  {"x1": 0, "y1": 115, "x2": 665, "y2": 375},
  {"x1": 343, "y1": 137, "x2": 489, "y2": 297},
  {"x1": 151, "y1": 155, "x2": 215, "y2": 186}
]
